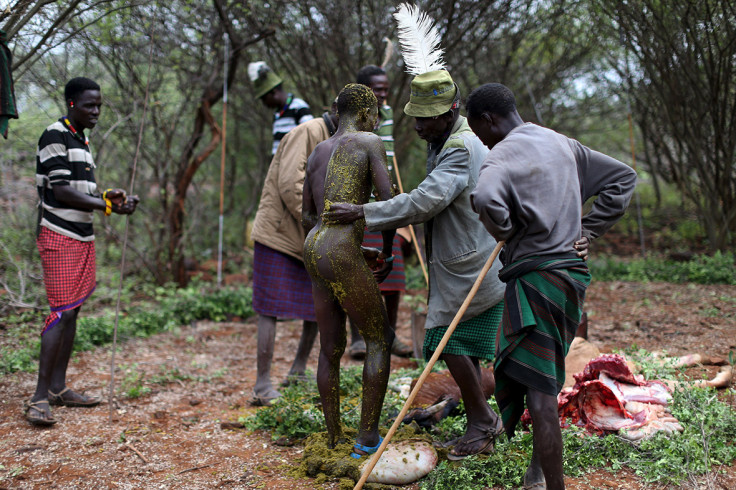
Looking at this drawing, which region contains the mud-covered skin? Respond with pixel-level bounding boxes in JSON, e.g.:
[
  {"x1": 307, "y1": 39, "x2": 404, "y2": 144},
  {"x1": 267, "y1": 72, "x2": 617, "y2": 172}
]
[{"x1": 302, "y1": 84, "x2": 396, "y2": 450}]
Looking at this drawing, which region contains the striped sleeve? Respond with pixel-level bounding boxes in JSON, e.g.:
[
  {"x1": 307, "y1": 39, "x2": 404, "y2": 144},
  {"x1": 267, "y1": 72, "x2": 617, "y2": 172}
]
[
  {"x1": 376, "y1": 105, "x2": 395, "y2": 161},
  {"x1": 38, "y1": 124, "x2": 73, "y2": 185}
]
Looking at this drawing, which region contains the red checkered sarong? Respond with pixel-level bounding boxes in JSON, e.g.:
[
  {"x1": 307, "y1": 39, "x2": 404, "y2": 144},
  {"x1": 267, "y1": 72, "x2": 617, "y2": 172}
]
[
  {"x1": 361, "y1": 229, "x2": 406, "y2": 293},
  {"x1": 37, "y1": 227, "x2": 96, "y2": 335}
]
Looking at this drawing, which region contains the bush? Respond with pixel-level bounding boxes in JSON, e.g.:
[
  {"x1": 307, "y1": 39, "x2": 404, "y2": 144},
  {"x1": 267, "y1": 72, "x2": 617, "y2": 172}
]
[
  {"x1": 589, "y1": 251, "x2": 736, "y2": 284},
  {"x1": 0, "y1": 284, "x2": 255, "y2": 375}
]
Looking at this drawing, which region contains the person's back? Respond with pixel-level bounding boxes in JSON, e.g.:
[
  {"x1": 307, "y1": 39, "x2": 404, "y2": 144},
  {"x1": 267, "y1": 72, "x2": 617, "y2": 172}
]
[
  {"x1": 478, "y1": 123, "x2": 583, "y2": 263},
  {"x1": 474, "y1": 121, "x2": 637, "y2": 265},
  {"x1": 301, "y1": 83, "x2": 396, "y2": 456}
]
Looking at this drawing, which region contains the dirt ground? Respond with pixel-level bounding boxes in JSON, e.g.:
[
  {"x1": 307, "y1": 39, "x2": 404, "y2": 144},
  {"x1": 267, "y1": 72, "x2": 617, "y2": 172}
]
[{"x1": 1, "y1": 280, "x2": 735, "y2": 489}]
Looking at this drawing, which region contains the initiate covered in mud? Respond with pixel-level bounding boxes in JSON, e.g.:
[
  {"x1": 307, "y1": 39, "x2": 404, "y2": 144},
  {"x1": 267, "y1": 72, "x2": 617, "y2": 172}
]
[{"x1": 301, "y1": 83, "x2": 396, "y2": 458}]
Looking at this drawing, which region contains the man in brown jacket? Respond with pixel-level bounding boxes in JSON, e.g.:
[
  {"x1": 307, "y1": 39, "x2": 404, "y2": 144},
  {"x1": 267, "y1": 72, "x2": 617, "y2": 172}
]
[{"x1": 249, "y1": 109, "x2": 338, "y2": 405}]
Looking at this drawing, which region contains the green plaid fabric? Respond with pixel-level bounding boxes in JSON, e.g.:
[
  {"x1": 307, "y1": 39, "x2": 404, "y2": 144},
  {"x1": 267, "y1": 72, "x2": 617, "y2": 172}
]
[
  {"x1": 422, "y1": 302, "x2": 503, "y2": 361},
  {"x1": 493, "y1": 255, "x2": 590, "y2": 435}
]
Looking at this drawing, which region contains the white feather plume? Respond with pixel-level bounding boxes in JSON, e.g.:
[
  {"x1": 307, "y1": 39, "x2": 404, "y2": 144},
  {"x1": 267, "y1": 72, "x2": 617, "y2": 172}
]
[
  {"x1": 247, "y1": 61, "x2": 268, "y2": 82},
  {"x1": 393, "y1": 3, "x2": 445, "y2": 76}
]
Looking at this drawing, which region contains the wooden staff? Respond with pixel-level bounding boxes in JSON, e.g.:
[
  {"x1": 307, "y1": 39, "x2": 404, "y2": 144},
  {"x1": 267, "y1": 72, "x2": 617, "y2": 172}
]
[
  {"x1": 217, "y1": 33, "x2": 229, "y2": 287},
  {"x1": 354, "y1": 240, "x2": 505, "y2": 490},
  {"x1": 108, "y1": 26, "x2": 155, "y2": 422},
  {"x1": 392, "y1": 155, "x2": 428, "y2": 287}
]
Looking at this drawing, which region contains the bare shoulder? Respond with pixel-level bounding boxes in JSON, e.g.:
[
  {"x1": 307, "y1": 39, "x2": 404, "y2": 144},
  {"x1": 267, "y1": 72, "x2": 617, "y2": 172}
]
[
  {"x1": 309, "y1": 139, "x2": 335, "y2": 165},
  {"x1": 339, "y1": 131, "x2": 383, "y2": 151},
  {"x1": 354, "y1": 131, "x2": 383, "y2": 145}
]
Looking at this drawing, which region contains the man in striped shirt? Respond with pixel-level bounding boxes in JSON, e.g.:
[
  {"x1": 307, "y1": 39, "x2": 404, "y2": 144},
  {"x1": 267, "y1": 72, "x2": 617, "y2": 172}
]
[
  {"x1": 248, "y1": 61, "x2": 314, "y2": 155},
  {"x1": 27, "y1": 77, "x2": 139, "y2": 426}
]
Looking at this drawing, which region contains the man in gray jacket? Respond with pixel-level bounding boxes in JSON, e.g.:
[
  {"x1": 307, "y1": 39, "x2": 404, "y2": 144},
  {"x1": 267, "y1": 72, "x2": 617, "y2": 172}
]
[
  {"x1": 324, "y1": 70, "x2": 506, "y2": 459},
  {"x1": 467, "y1": 82, "x2": 637, "y2": 490}
]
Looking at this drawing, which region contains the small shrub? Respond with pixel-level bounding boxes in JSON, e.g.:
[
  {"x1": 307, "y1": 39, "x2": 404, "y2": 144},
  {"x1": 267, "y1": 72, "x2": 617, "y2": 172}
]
[
  {"x1": 0, "y1": 285, "x2": 255, "y2": 375},
  {"x1": 589, "y1": 252, "x2": 736, "y2": 284}
]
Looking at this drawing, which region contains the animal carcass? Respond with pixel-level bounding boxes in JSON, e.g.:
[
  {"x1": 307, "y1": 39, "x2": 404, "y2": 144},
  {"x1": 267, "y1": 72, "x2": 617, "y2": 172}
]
[{"x1": 558, "y1": 354, "x2": 683, "y2": 441}]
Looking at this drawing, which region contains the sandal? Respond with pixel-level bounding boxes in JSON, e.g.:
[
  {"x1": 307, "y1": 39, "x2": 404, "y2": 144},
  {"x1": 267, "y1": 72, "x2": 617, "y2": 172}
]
[
  {"x1": 48, "y1": 387, "x2": 101, "y2": 407},
  {"x1": 447, "y1": 418, "x2": 504, "y2": 461},
  {"x1": 24, "y1": 400, "x2": 57, "y2": 426},
  {"x1": 249, "y1": 393, "x2": 279, "y2": 407},
  {"x1": 349, "y1": 340, "x2": 367, "y2": 360},
  {"x1": 522, "y1": 473, "x2": 547, "y2": 489},
  {"x1": 391, "y1": 338, "x2": 414, "y2": 357},
  {"x1": 280, "y1": 374, "x2": 310, "y2": 387},
  {"x1": 350, "y1": 436, "x2": 383, "y2": 460}
]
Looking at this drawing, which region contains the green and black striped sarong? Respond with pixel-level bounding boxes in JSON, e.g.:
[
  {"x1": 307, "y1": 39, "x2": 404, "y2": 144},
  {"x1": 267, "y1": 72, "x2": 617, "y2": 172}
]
[
  {"x1": 493, "y1": 254, "x2": 590, "y2": 434},
  {"x1": 423, "y1": 302, "x2": 504, "y2": 361}
]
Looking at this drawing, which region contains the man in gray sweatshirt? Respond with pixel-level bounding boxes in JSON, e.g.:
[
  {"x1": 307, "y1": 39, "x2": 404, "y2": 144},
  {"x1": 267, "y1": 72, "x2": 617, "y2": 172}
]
[{"x1": 467, "y1": 82, "x2": 637, "y2": 490}]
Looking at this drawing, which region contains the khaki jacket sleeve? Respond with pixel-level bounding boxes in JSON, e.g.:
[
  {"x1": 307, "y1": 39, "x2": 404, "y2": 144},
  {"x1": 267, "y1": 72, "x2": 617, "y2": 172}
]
[{"x1": 276, "y1": 128, "x2": 311, "y2": 221}]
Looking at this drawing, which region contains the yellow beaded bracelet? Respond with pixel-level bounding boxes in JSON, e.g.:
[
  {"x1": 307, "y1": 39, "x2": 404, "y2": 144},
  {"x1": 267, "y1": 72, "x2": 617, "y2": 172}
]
[{"x1": 104, "y1": 198, "x2": 112, "y2": 216}]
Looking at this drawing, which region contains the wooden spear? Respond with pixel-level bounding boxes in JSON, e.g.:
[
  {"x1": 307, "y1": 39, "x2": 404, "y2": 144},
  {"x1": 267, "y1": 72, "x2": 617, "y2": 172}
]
[
  {"x1": 108, "y1": 27, "x2": 155, "y2": 422},
  {"x1": 353, "y1": 240, "x2": 505, "y2": 490},
  {"x1": 216, "y1": 33, "x2": 229, "y2": 287}
]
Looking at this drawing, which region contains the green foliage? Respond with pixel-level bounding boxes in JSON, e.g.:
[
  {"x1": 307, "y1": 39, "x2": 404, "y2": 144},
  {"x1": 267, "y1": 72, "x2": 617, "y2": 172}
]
[
  {"x1": 404, "y1": 262, "x2": 428, "y2": 291},
  {"x1": 421, "y1": 434, "x2": 531, "y2": 489},
  {"x1": 0, "y1": 284, "x2": 254, "y2": 375},
  {"x1": 160, "y1": 284, "x2": 255, "y2": 324},
  {"x1": 243, "y1": 375, "x2": 325, "y2": 440},
  {"x1": 119, "y1": 363, "x2": 152, "y2": 399},
  {"x1": 0, "y1": 311, "x2": 43, "y2": 374},
  {"x1": 422, "y1": 370, "x2": 736, "y2": 489},
  {"x1": 622, "y1": 346, "x2": 680, "y2": 380},
  {"x1": 589, "y1": 251, "x2": 736, "y2": 284},
  {"x1": 244, "y1": 365, "x2": 428, "y2": 441},
  {"x1": 403, "y1": 293, "x2": 427, "y2": 314},
  {"x1": 0, "y1": 343, "x2": 37, "y2": 374}
]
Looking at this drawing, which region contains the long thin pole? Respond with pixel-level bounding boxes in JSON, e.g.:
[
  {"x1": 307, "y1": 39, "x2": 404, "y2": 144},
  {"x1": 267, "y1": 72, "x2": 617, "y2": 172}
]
[
  {"x1": 392, "y1": 155, "x2": 428, "y2": 287},
  {"x1": 217, "y1": 34, "x2": 229, "y2": 287},
  {"x1": 109, "y1": 27, "x2": 154, "y2": 423},
  {"x1": 354, "y1": 240, "x2": 505, "y2": 490},
  {"x1": 620, "y1": 25, "x2": 646, "y2": 257},
  {"x1": 627, "y1": 110, "x2": 646, "y2": 257}
]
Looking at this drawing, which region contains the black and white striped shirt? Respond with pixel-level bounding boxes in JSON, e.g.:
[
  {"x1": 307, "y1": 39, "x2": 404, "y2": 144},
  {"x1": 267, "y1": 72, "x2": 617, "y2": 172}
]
[
  {"x1": 271, "y1": 94, "x2": 313, "y2": 155},
  {"x1": 35, "y1": 118, "x2": 98, "y2": 241}
]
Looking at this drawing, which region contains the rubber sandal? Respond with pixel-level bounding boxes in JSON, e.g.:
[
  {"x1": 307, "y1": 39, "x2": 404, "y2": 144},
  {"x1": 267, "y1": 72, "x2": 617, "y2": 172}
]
[
  {"x1": 280, "y1": 374, "x2": 310, "y2": 387},
  {"x1": 24, "y1": 400, "x2": 57, "y2": 426},
  {"x1": 391, "y1": 338, "x2": 413, "y2": 357},
  {"x1": 48, "y1": 387, "x2": 101, "y2": 407},
  {"x1": 447, "y1": 418, "x2": 504, "y2": 461},
  {"x1": 522, "y1": 482, "x2": 546, "y2": 490},
  {"x1": 249, "y1": 391, "x2": 279, "y2": 407},
  {"x1": 432, "y1": 436, "x2": 461, "y2": 449},
  {"x1": 349, "y1": 340, "x2": 367, "y2": 360},
  {"x1": 522, "y1": 473, "x2": 547, "y2": 490},
  {"x1": 350, "y1": 436, "x2": 383, "y2": 459}
]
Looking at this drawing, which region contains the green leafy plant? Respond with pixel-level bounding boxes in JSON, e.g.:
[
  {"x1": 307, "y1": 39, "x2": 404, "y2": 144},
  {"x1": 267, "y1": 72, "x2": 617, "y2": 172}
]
[
  {"x1": 588, "y1": 251, "x2": 736, "y2": 284},
  {"x1": 404, "y1": 294, "x2": 428, "y2": 314},
  {"x1": 0, "y1": 284, "x2": 254, "y2": 375},
  {"x1": 244, "y1": 365, "x2": 427, "y2": 441},
  {"x1": 119, "y1": 363, "x2": 152, "y2": 399}
]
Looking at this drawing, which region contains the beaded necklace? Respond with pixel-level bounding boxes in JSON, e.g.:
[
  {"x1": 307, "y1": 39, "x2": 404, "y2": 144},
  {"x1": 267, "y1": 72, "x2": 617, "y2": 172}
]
[
  {"x1": 275, "y1": 94, "x2": 293, "y2": 119},
  {"x1": 62, "y1": 116, "x2": 89, "y2": 146}
]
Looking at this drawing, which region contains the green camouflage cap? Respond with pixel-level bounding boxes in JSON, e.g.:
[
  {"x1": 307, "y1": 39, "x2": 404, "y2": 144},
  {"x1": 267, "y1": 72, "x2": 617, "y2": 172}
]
[
  {"x1": 404, "y1": 70, "x2": 459, "y2": 118},
  {"x1": 248, "y1": 61, "x2": 283, "y2": 99}
]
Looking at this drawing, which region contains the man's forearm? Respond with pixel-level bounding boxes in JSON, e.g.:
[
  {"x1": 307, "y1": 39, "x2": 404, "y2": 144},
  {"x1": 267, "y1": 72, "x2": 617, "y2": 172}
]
[{"x1": 53, "y1": 185, "x2": 105, "y2": 212}]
